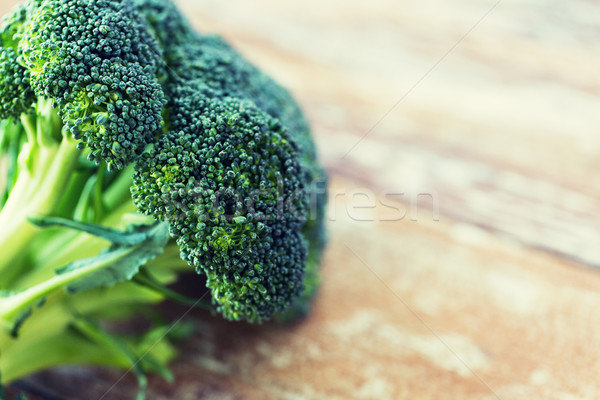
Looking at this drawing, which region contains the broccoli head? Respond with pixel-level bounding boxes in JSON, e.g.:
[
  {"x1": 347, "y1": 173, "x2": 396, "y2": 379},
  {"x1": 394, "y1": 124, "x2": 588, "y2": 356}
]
[
  {"x1": 132, "y1": 84, "x2": 311, "y2": 322},
  {"x1": 134, "y1": 0, "x2": 329, "y2": 321},
  {"x1": 1, "y1": 0, "x2": 166, "y2": 169}
]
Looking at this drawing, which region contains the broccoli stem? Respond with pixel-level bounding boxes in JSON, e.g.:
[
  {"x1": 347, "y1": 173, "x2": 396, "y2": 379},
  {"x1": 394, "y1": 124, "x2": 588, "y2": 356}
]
[
  {"x1": 0, "y1": 103, "x2": 81, "y2": 285},
  {"x1": 0, "y1": 136, "x2": 80, "y2": 284},
  {"x1": 102, "y1": 164, "x2": 137, "y2": 210},
  {"x1": 0, "y1": 281, "x2": 166, "y2": 384},
  {"x1": 0, "y1": 243, "x2": 143, "y2": 330},
  {"x1": 0, "y1": 121, "x2": 25, "y2": 208},
  {"x1": 0, "y1": 326, "x2": 131, "y2": 384},
  {"x1": 19, "y1": 114, "x2": 36, "y2": 144}
]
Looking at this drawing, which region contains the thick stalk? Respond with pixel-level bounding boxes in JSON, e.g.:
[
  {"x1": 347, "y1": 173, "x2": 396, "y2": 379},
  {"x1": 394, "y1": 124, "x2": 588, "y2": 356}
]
[
  {"x1": 0, "y1": 243, "x2": 142, "y2": 329},
  {"x1": 0, "y1": 135, "x2": 80, "y2": 281},
  {"x1": 0, "y1": 281, "x2": 165, "y2": 383}
]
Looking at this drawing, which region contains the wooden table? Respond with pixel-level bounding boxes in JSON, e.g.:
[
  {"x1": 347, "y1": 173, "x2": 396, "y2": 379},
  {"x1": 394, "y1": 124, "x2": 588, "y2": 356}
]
[{"x1": 3, "y1": 0, "x2": 600, "y2": 399}]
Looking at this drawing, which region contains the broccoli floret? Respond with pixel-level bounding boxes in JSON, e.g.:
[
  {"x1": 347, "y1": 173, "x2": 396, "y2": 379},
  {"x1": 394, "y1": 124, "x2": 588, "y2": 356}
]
[
  {"x1": 59, "y1": 60, "x2": 164, "y2": 168},
  {"x1": 0, "y1": 2, "x2": 28, "y2": 49},
  {"x1": 133, "y1": 0, "x2": 191, "y2": 47},
  {"x1": 1, "y1": 0, "x2": 166, "y2": 170},
  {"x1": 0, "y1": 0, "x2": 169, "y2": 271},
  {"x1": 0, "y1": 5, "x2": 35, "y2": 120},
  {"x1": 0, "y1": 47, "x2": 35, "y2": 120},
  {"x1": 164, "y1": 34, "x2": 311, "y2": 132},
  {"x1": 132, "y1": 87, "x2": 310, "y2": 322},
  {"x1": 135, "y1": 0, "x2": 314, "y2": 145},
  {"x1": 134, "y1": 0, "x2": 328, "y2": 321}
]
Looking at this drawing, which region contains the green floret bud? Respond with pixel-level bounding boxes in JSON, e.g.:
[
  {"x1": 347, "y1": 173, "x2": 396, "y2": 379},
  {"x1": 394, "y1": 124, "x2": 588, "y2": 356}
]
[
  {"x1": 129, "y1": 0, "x2": 328, "y2": 322},
  {"x1": 163, "y1": 34, "x2": 312, "y2": 131},
  {"x1": 21, "y1": 0, "x2": 163, "y2": 86},
  {"x1": 134, "y1": 0, "x2": 314, "y2": 141},
  {"x1": 206, "y1": 222, "x2": 308, "y2": 323},
  {"x1": 11, "y1": 0, "x2": 166, "y2": 170},
  {"x1": 0, "y1": 47, "x2": 35, "y2": 120},
  {"x1": 132, "y1": 87, "x2": 311, "y2": 322},
  {"x1": 133, "y1": 0, "x2": 192, "y2": 48},
  {"x1": 61, "y1": 61, "x2": 165, "y2": 170},
  {"x1": 0, "y1": 6, "x2": 36, "y2": 120}
]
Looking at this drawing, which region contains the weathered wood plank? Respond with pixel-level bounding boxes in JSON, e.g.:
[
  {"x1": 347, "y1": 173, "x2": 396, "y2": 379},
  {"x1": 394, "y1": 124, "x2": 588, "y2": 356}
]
[{"x1": 25, "y1": 177, "x2": 600, "y2": 399}]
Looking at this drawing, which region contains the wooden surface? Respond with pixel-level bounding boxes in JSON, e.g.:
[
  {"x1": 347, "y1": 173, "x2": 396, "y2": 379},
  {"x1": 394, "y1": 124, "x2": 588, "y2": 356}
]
[{"x1": 3, "y1": 0, "x2": 600, "y2": 399}]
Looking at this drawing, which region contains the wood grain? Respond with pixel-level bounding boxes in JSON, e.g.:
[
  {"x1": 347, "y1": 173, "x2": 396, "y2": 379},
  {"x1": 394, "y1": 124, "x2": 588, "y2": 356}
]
[{"x1": 3, "y1": 0, "x2": 600, "y2": 399}]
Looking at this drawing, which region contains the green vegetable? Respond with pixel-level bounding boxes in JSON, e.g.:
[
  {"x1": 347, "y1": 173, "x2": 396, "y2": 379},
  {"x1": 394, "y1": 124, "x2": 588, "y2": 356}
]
[{"x1": 0, "y1": 0, "x2": 327, "y2": 397}]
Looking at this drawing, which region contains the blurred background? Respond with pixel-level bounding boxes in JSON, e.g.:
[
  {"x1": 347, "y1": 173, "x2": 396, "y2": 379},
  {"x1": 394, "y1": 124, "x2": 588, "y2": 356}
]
[{"x1": 3, "y1": 0, "x2": 600, "y2": 399}]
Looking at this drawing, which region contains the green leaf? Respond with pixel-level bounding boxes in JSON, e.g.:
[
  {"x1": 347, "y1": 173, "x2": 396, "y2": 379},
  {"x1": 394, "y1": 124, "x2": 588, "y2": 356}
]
[
  {"x1": 133, "y1": 269, "x2": 213, "y2": 310},
  {"x1": 69, "y1": 317, "x2": 178, "y2": 400},
  {"x1": 56, "y1": 223, "x2": 170, "y2": 293},
  {"x1": 71, "y1": 318, "x2": 149, "y2": 400},
  {"x1": 0, "y1": 223, "x2": 169, "y2": 336},
  {"x1": 0, "y1": 292, "x2": 45, "y2": 338},
  {"x1": 28, "y1": 216, "x2": 150, "y2": 246}
]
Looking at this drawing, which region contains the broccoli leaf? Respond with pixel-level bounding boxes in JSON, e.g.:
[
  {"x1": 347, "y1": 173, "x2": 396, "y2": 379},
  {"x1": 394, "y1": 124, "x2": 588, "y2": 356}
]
[
  {"x1": 0, "y1": 292, "x2": 45, "y2": 338},
  {"x1": 133, "y1": 269, "x2": 213, "y2": 310},
  {"x1": 56, "y1": 223, "x2": 170, "y2": 293},
  {"x1": 28, "y1": 216, "x2": 151, "y2": 246},
  {"x1": 69, "y1": 317, "x2": 179, "y2": 400},
  {"x1": 0, "y1": 223, "x2": 169, "y2": 336},
  {"x1": 71, "y1": 318, "x2": 149, "y2": 400}
]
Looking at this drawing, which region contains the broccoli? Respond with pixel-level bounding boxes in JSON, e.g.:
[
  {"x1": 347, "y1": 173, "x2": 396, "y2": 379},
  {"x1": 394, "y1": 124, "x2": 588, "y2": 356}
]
[
  {"x1": 132, "y1": 88, "x2": 310, "y2": 323},
  {"x1": 134, "y1": 0, "x2": 328, "y2": 321},
  {"x1": 0, "y1": 0, "x2": 327, "y2": 395}
]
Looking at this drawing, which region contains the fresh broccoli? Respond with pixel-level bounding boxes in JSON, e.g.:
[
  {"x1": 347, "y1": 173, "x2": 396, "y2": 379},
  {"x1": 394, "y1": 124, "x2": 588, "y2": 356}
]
[
  {"x1": 135, "y1": 0, "x2": 329, "y2": 320},
  {"x1": 0, "y1": 0, "x2": 327, "y2": 395},
  {"x1": 132, "y1": 86, "x2": 310, "y2": 322}
]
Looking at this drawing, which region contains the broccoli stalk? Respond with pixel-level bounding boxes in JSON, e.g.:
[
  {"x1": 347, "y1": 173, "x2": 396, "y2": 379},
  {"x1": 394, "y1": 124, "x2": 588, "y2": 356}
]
[
  {"x1": 0, "y1": 280, "x2": 177, "y2": 387},
  {"x1": 0, "y1": 213, "x2": 189, "y2": 388},
  {"x1": 0, "y1": 99, "x2": 80, "y2": 278}
]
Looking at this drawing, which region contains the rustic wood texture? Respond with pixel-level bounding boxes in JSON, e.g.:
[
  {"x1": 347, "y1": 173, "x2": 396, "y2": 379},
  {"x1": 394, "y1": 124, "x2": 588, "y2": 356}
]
[{"x1": 3, "y1": 0, "x2": 600, "y2": 399}]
